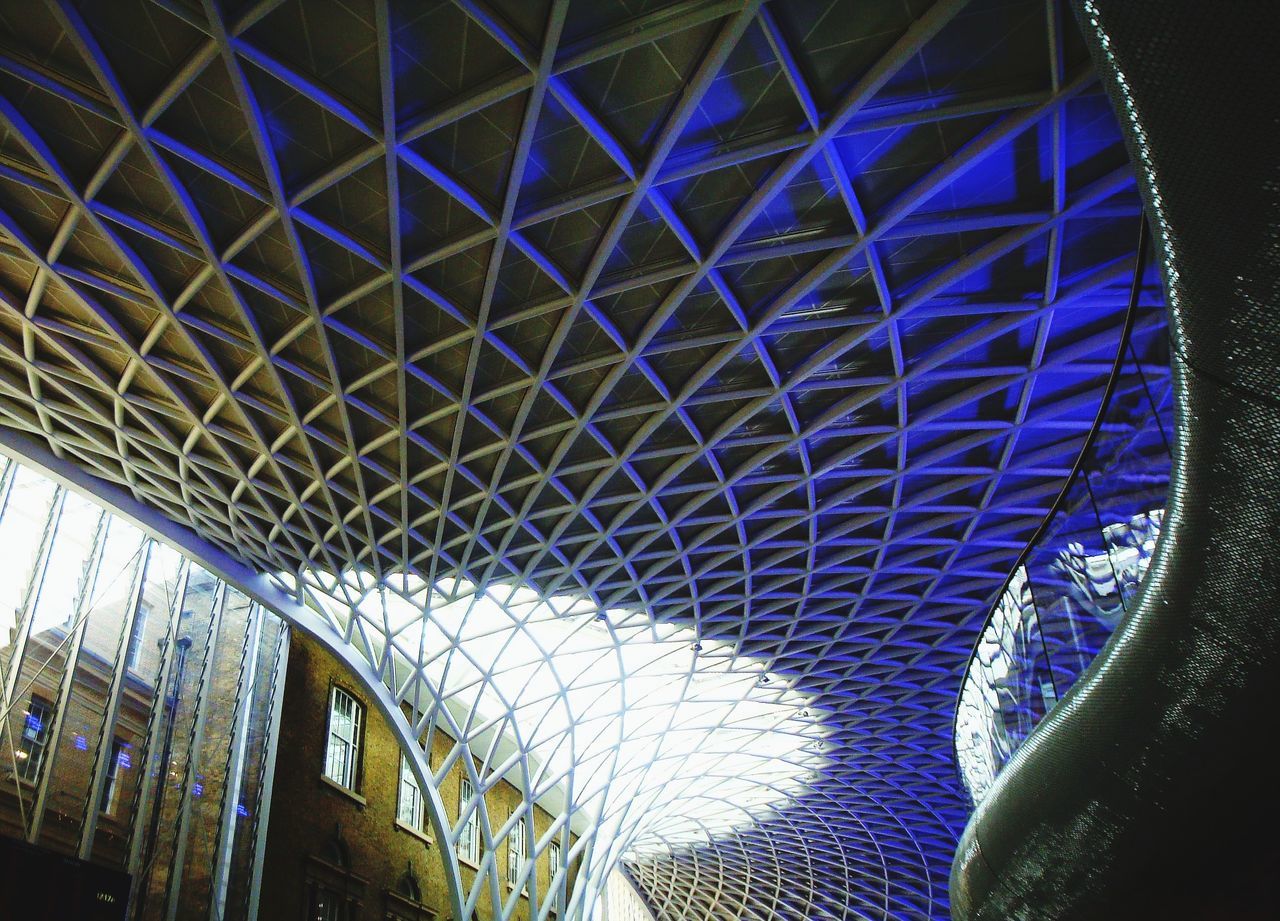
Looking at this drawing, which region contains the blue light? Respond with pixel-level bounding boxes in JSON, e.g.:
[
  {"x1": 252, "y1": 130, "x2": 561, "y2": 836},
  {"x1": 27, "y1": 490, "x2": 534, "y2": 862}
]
[{"x1": 0, "y1": 1, "x2": 1167, "y2": 915}]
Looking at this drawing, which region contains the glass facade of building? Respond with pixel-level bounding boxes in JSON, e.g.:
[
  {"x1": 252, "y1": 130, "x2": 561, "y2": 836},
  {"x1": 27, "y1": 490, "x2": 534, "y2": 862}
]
[
  {"x1": 0, "y1": 452, "x2": 289, "y2": 921},
  {"x1": 955, "y1": 322, "x2": 1175, "y2": 804}
]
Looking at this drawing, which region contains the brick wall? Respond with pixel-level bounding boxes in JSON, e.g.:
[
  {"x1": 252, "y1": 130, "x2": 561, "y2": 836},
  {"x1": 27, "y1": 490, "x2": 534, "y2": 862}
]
[{"x1": 260, "y1": 630, "x2": 579, "y2": 921}]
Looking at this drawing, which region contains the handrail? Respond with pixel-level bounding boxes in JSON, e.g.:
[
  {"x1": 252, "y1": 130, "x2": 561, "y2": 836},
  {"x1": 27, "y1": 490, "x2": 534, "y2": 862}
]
[
  {"x1": 951, "y1": 215, "x2": 1155, "y2": 804},
  {"x1": 951, "y1": 4, "x2": 1280, "y2": 913}
]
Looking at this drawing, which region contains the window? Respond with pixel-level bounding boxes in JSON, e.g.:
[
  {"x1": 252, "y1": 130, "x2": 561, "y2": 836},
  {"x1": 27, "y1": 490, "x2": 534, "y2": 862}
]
[
  {"x1": 308, "y1": 888, "x2": 349, "y2": 921},
  {"x1": 507, "y1": 815, "x2": 526, "y2": 888},
  {"x1": 457, "y1": 776, "x2": 480, "y2": 865},
  {"x1": 397, "y1": 754, "x2": 424, "y2": 831},
  {"x1": 384, "y1": 867, "x2": 433, "y2": 921},
  {"x1": 548, "y1": 840, "x2": 561, "y2": 880},
  {"x1": 305, "y1": 830, "x2": 361, "y2": 921},
  {"x1": 17, "y1": 696, "x2": 52, "y2": 782},
  {"x1": 324, "y1": 687, "x2": 363, "y2": 790},
  {"x1": 125, "y1": 605, "x2": 148, "y2": 672},
  {"x1": 100, "y1": 737, "x2": 128, "y2": 814},
  {"x1": 396, "y1": 869, "x2": 421, "y2": 903}
]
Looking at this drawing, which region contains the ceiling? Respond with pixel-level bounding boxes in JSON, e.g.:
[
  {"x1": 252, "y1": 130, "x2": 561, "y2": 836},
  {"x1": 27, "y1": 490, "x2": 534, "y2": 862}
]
[{"x1": 0, "y1": 0, "x2": 1163, "y2": 917}]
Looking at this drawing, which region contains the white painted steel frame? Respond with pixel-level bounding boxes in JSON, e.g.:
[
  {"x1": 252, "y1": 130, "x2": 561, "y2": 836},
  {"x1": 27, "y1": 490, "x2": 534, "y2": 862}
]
[
  {"x1": 0, "y1": 424, "x2": 472, "y2": 921},
  {"x1": 0, "y1": 1, "x2": 1164, "y2": 916},
  {"x1": 0, "y1": 403, "x2": 821, "y2": 921}
]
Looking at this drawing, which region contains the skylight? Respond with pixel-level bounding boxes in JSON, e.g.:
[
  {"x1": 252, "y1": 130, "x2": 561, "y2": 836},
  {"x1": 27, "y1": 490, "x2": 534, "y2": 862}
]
[{"x1": 294, "y1": 568, "x2": 827, "y2": 854}]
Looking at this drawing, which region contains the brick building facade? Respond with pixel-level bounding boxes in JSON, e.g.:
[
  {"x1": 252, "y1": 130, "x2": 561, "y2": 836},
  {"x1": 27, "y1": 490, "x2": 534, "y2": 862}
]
[
  {"x1": 259, "y1": 630, "x2": 579, "y2": 921},
  {"x1": 0, "y1": 457, "x2": 289, "y2": 921}
]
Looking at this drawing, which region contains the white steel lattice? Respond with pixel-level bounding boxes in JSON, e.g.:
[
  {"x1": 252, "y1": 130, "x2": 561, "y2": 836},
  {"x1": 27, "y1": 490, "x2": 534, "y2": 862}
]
[{"x1": 0, "y1": 0, "x2": 1166, "y2": 917}]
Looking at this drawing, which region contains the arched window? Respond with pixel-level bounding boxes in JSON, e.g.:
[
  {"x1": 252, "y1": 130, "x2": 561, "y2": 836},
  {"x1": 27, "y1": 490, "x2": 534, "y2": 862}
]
[
  {"x1": 384, "y1": 862, "x2": 434, "y2": 921},
  {"x1": 305, "y1": 826, "x2": 365, "y2": 921}
]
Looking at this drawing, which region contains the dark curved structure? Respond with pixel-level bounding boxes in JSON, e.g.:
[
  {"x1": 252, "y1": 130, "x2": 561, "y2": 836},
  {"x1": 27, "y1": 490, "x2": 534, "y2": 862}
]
[
  {"x1": 951, "y1": 2, "x2": 1280, "y2": 919},
  {"x1": 953, "y1": 219, "x2": 1175, "y2": 808}
]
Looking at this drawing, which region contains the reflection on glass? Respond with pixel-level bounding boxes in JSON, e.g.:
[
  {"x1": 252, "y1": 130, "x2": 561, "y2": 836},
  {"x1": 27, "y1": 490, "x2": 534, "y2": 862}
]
[
  {"x1": 0, "y1": 452, "x2": 288, "y2": 921},
  {"x1": 955, "y1": 322, "x2": 1174, "y2": 805},
  {"x1": 17, "y1": 696, "x2": 53, "y2": 782}
]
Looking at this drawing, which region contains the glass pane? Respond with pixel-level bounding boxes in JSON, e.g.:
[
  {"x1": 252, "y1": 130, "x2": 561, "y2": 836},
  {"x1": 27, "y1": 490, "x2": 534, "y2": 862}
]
[
  {"x1": 38, "y1": 517, "x2": 146, "y2": 853},
  {"x1": 6, "y1": 493, "x2": 104, "y2": 840},
  {"x1": 133, "y1": 566, "x2": 220, "y2": 921},
  {"x1": 0, "y1": 467, "x2": 57, "y2": 836},
  {"x1": 95, "y1": 543, "x2": 183, "y2": 867},
  {"x1": 224, "y1": 616, "x2": 287, "y2": 921},
  {"x1": 0, "y1": 465, "x2": 57, "y2": 644},
  {"x1": 175, "y1": 588, "x2": 255, "y2": 920},
  {"x1": 0, "y1": 456, "x2": 286, "y2": 920}
]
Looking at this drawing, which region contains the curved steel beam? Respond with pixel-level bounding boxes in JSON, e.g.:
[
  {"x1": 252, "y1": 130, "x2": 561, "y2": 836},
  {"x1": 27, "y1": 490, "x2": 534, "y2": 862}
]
[{"x1": 0, "y1": 423, "x2": 471, "y2": 921}]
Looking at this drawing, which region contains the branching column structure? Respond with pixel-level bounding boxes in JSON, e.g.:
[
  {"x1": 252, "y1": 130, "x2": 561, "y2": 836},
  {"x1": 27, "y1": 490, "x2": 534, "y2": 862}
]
[{"x1": 0, "y1": 0, "x2": 1162, "y2": 918}]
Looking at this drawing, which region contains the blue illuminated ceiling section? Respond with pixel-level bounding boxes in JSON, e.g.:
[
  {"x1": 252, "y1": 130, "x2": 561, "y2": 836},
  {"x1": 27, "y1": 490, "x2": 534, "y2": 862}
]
[{"x1": 0, "y1": 0, "x2": 1162, "y2": 917}]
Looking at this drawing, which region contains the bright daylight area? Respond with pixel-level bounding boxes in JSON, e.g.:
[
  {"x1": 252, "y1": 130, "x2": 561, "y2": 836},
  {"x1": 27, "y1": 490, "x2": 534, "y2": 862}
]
[
  {"x1": 3, "y1": 1, "x2": 1273, "y2": 919},
  {"x1": 293, "y1": 567, "x2": 828, "y2": 853},
  {"x1": 0, "y1": 456, "x2": 826, "y2": 864}
]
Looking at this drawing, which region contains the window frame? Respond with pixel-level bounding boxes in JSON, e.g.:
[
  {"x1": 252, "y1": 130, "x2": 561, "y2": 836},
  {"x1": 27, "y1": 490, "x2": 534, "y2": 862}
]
[
  {"x1": 507, "y1": 814, "x2": 527, "y2": 889},
  {"x1": 457, "y1": 776, "x2": 480, "y2": 866},
  {"x1": 125, "y1": 603, "x2": 148, "y2": 672},
  {"x1": 396, "y1": 753, "x2": 425, "y2": 832},
  {"x1": 304, "y1": 831, "x2": 363, "y2": 921},
  {"x1": 323, "y1": 685, "x2": 364, "y2": 792},
  {"x1": 308, "y1": 885, "x2": 351, "y2": 921},
  {"x1": 548, "y1": 839, "x2": 561, "y2": 880},
  {"x1": 17, "y1": 695, "x2": 53, "y2": 783},
  {"x1": 99, "y1": 736, "x2": 128, "y2": 814}
]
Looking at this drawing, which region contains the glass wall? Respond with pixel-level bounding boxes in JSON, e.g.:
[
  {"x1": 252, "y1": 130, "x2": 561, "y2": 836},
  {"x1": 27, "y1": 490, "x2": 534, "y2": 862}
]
[
  {"x1": 0, "y1": 452, "x2": 288, "y2": 921},
  {"x1": 955, "y1": 321, "x2": 1174, "y2": 805}
]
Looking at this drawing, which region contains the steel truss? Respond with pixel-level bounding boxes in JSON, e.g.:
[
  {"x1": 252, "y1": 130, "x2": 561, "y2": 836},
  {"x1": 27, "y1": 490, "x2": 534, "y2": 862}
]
[{"x1": 0, "y1": 1, "x2": 1164, "y2": 917}]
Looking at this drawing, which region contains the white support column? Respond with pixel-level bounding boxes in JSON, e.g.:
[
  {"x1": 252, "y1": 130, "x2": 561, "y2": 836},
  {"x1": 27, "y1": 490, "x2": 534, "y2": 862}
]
[
  {"x1": 246, "y1": 623, "x2": 289, "y2": 921},
  {"x1": 126, "y1": 557, "x2": 192, "y2": 911},
  {"x1": 210, "y1": 601, "x2": 264, "y2": 921},
  {"x1": 163, "y1": 578, "x2": 228, "y2": 921},
  {"x1": 78, "y1": 537, "x2": 153, "y2": 859}
]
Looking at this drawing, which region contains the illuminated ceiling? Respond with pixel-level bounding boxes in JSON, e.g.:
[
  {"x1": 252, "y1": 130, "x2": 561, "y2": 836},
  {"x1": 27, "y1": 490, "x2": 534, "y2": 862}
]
[
  {"x1": 297, "y1": 568, "x2": 827, "y2": 853},
  {"x1": 0, "y1": 0, "x2": 1164, "y2": 917}
]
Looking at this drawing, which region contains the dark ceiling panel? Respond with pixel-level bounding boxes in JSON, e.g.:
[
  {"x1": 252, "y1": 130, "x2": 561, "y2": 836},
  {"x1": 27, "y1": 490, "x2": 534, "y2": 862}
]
[{"x1": 0, "y1": 0, "x2": 1163, "y2": 917}]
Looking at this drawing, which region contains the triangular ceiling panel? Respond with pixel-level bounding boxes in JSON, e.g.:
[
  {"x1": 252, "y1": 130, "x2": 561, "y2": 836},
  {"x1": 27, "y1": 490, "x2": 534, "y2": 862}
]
[{"x1": 0, "y1": 4, "x2": 1159, "y2": 920}]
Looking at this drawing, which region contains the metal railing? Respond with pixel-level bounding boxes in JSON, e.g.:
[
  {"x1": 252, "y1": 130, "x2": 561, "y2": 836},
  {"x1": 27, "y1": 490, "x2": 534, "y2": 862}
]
[{"x1": 953, "y1": 221, "x2": 1175, "y2": 805}]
